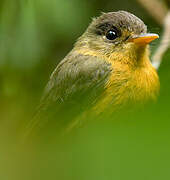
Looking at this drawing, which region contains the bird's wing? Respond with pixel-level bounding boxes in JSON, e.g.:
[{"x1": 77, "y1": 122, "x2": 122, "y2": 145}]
[
  {"x1": 26, "y1": 53, "x2": 112, "y2": 137},
  {"x1": 42, "y1": 53, "x2": 111, "y2": 107}
]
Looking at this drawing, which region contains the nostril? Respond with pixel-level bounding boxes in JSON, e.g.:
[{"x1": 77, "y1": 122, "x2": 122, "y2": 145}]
[{"x1": 125, "y1": 35, "x2": 130, "y2": 41}]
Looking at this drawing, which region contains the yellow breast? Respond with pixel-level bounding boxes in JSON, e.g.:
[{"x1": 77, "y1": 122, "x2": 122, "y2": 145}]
[
  {"x1": 94, "y1": 50, "x2": 160, "y2": 113},
  {"x1": 76, "y1": 46, "x2": 160, "y2": 114}
]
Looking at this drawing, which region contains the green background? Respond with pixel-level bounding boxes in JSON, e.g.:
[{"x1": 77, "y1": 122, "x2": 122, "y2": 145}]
[{"x1": 0, "y1": 0, "x2": 170, "y2": 179}]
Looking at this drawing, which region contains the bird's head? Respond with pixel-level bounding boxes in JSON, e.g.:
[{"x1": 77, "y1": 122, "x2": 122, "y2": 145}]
[{"x1": 75, "y1": 11, "x2": 159, "y2": 65}]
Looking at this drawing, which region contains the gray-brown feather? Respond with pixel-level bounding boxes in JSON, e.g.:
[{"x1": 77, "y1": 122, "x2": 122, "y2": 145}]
[
  {"x1": 27, "y1": 52, "x2": 112, "y2": 136},
  {"x1": 40, "y1": 52, "x2": 112, "y2": 109}
]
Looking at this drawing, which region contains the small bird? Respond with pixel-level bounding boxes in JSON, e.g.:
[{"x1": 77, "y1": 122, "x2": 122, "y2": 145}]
[{"x1": 27, "y1": 11, "x2": 160, "y2": 137}]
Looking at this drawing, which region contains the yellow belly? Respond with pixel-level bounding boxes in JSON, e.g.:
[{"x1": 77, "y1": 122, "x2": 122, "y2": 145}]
[
  {"x1": 75, "y1": 47, "x2": 160, "y2": 114},
  {"x1": 94, "y1": 56, "x2": 160, "y2": 113}
]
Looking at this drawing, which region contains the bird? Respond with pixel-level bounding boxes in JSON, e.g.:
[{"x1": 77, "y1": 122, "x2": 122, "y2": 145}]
[{"x1": 27, "y1": 11, "x2": 160, "y2": 138}]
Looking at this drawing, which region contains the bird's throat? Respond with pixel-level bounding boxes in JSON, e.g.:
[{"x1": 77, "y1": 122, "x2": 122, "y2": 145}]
[{"x1": 108, "y1": 44, "x2": 150, "y2": 68}]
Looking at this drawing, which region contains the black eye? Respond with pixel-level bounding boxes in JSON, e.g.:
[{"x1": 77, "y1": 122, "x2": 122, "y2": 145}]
[{"x1": 106, "y1": 30, "x2": 118, "y2": 40}]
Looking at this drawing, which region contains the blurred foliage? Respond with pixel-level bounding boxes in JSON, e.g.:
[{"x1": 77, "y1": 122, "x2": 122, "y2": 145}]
[
  {"x1": 164, "y1": 0, "x2": 170, "y2": 7},
  {"x1": 0, "y1": 0, "x2": 170, "y2": 180}
]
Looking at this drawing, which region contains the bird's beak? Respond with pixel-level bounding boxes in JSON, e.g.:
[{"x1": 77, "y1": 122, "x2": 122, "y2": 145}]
[{"x1": 128, "y1": 33, "x2": 159, "y2": 45}]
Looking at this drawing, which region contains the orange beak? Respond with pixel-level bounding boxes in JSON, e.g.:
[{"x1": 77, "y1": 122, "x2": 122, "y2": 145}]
[{"x1": 128, "y1": 33, "x2": 159, "y2": 44}]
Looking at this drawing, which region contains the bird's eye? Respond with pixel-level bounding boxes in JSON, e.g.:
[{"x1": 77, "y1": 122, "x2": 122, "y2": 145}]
[{"x1": 106, "y1": 30, "x2": 119, "y2": 40}]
